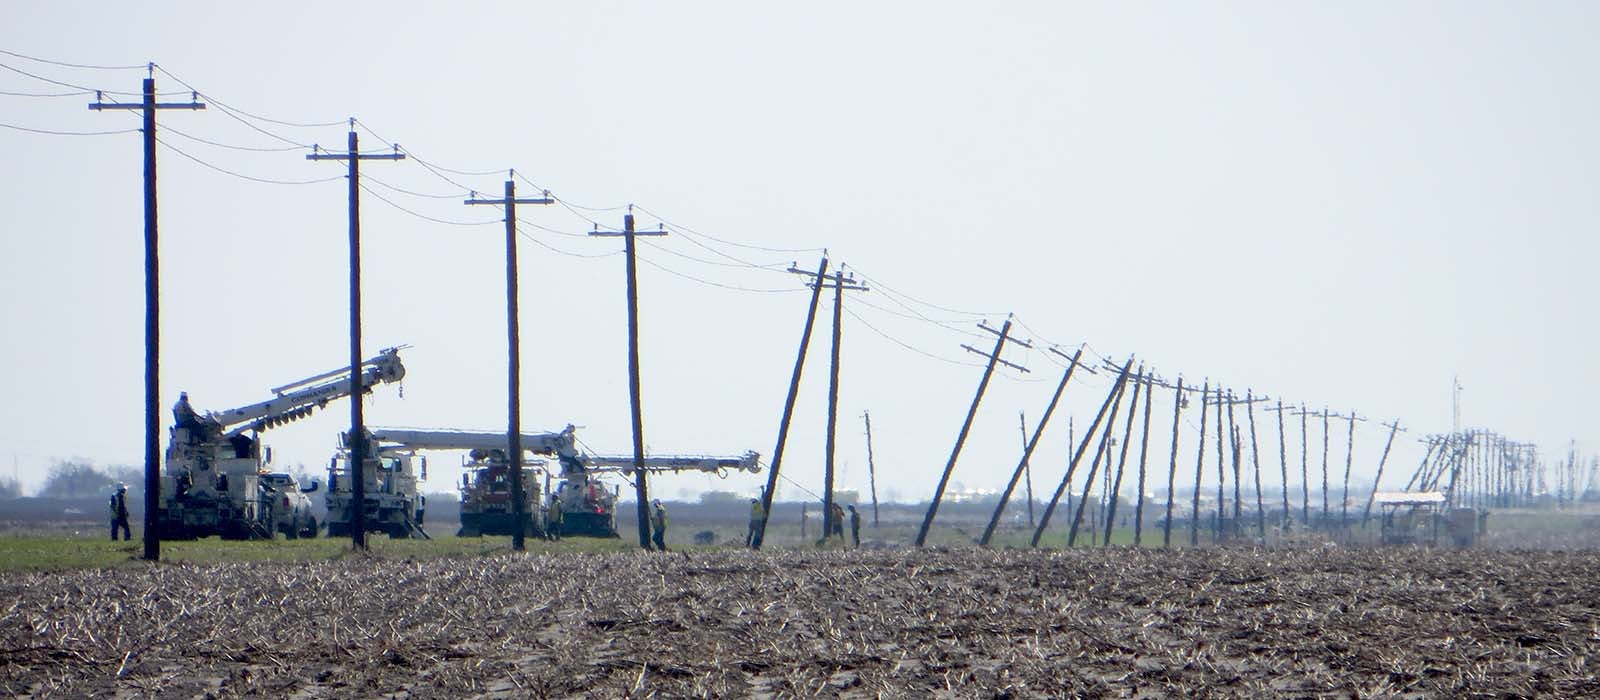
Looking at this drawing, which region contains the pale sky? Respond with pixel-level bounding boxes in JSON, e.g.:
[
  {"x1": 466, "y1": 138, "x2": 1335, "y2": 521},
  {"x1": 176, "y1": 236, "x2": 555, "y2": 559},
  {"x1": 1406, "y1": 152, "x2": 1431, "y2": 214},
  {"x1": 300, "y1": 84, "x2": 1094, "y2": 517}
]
[{"x1": 2, "y1": 2, "x2": 1596, "y2": 508}]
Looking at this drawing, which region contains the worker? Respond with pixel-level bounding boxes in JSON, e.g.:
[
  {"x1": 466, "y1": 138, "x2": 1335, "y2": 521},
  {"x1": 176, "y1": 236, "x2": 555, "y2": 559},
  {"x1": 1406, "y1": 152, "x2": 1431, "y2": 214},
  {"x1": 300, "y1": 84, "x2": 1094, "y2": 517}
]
[
  {"x1": 651, "y1": 499, "x2": 668, "y2": 551},
  {"x1": 173, "y1": 392, "x2": 197, "y2": 427},
  {"x1": 545, "y1": 497, "x2": 563, "y2": 541},
  {"x1": 848, "y1": 504, "x2": 861, "y2": 548},
  {"x1": 829, "y1": 502, "x2": 846, "y2": 540},
  {"x1": 746, "y1": 498, "x2": 767, "y2": 549},
  {"x1": 109, "y1": 483, "x2": 131, "y2": 541}
]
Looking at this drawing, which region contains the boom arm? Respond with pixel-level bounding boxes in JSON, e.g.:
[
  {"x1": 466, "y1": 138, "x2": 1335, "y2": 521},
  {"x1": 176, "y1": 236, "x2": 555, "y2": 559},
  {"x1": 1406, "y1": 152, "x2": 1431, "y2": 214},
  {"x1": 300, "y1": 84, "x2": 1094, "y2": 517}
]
[
  {"x1": 211, "y1": 348, "x2": 406, "y2": 437},
  {"x1": 362, "y1": 425, "x2": 585, "y2": 474},
  {"x1": 587, "y1": 452, "x2": 761, "y2": 475}
]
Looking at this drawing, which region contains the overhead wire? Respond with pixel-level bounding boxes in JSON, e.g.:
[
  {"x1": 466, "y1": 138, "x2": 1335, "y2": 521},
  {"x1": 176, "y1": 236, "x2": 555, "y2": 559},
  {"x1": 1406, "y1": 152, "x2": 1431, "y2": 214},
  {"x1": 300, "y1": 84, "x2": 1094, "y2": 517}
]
[
  {"x1": 635, "y1": 254, "x2": 808, "y2": 294},
  {"x1": 633, "y1": 204, "x2": 825, "y2": 254},
  {"x1": 843, "y1": 306, "x2": 984, "y2": 368},
  {"x1": 358, "y1": 182, "x2": 500, "y2": 226},
  {"x1": 0, "y1": 121, "x2": 138, "y2": 137},
  {"x1": 158, "y1": 123, "x2": 307, "y2": 153},
  {"x1": 0, "y1": 48, "x2": 147, "y2": 71},
  {"x1": 0, "y1": 87, "x2": 93, "y2": 97},
  {"x1": 155, "y1": 136, "x2": 341, "y2": 185},
  {"x1": 153, "y1": 65, "x2": 345, "y2": 128}
]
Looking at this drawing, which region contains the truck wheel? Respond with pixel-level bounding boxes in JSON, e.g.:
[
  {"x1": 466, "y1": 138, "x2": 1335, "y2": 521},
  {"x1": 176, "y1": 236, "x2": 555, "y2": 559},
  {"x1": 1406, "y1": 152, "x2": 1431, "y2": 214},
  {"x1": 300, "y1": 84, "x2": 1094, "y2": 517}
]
[{"x1": 302, "y1": 517, "x2": 318, "y2": 539}]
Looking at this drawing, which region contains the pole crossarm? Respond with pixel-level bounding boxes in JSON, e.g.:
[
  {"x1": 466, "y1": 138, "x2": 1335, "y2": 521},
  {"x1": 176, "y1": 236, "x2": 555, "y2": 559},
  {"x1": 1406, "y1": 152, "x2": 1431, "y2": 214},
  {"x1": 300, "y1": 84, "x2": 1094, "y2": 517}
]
[
  {"x1": 961, "y1": 344, "x2": 1030, "y2": 373},
  {"x1": 1048, "y1": 345, "x2": 1098, "y2": 374}
]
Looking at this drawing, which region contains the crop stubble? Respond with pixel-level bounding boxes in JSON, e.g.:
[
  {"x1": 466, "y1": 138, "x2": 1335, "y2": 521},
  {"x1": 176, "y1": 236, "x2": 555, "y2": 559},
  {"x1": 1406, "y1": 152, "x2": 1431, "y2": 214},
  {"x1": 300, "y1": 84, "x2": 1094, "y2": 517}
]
[{"x1": 1, "y1": 547, "x2": 1597, "y2": 698}]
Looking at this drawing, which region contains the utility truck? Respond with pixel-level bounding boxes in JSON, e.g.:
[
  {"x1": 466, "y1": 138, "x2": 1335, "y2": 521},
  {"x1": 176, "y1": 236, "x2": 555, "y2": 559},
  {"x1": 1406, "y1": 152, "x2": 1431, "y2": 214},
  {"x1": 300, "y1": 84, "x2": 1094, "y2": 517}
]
[{"x1": 158, "y1": 347, "x2": 407, "y2": 539}]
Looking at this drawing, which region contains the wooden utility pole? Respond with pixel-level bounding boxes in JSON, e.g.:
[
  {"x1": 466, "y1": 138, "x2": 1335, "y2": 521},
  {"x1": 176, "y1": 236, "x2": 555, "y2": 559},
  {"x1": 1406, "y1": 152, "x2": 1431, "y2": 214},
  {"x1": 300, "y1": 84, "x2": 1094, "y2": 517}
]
[
  {"x1": 980, "y1": 347, "x2": 1085, "y2": 546},
  {"x1": 90, "y1": 71, "x2": 205, "y2": 562},
  {"x1": 1224, "y1": 391, "x2": 1240, "y2": 536},
  {"x1": 1034, "y1": 359, "x2": 1133, "y2": 547},
  {"x1": 753, "y1": 257, "x2": 829, "y2": 549},
  {"x1": 588, "y1": 208, "x2": 668, "y2": 551},
  {"x1": 1299, "y1": 405, "x2": 1310, "y2": 527},
  {"x1": 917, "y1": 319, "x2": 1028, "y2": 547},
  {"x1": 863, "y1": 411, "x2": 880, "y2": 528},
  {"x1": 1270, "y1": 402, "x2": 1290, "y2": 530},
  {"x1": 791, "y1": 264, "x2": 867, "y2": 542},
  {"x1": 307, "y1": 122, "x2": 404, "y2": 550},
  {"x1": 1246, "y1": 390, "x2": 1264, "y2": 539},
  {"x1": 1320, "y1": 408, "x2": 1330, "y2": 529},
  {"x1": 1068, "y1": 369, "x2": 1131, "y2": 547},
  {"x1": 1132, "y1": 373, "x2": 1155, "y2": 546},
  {"x1": 465, "y1": 175, "x2": 552, "y2": 551},
  {"x1": 1339, "y1": 411, "x2": 1359, "y2": 531},
  {"x1": 1020, "y1": 412, "x2": 1035, "y2": 527},
  {"x1": 1103, "y1": 366, "x2": 1144, "y2": 545},
  {"x1": 1213, "y1": 390, "x2": 1227, "y2": 541},
  {"x1": 1162, "y1": 376, "x2": 1185, "y2": 548},
  {"x1": 1361, "y1": 420, "x2": 1403, "y2": 528},
  {"x1": 1190, "y1": 382, "x2": 1209, "y2": 547}
]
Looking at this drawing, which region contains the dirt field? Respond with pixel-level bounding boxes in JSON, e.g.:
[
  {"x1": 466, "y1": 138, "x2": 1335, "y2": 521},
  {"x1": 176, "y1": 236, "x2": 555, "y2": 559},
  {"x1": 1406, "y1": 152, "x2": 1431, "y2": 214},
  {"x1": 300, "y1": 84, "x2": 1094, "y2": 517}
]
[{"x1": 3, "y1": 546, "x2": 1597, "y2": 698}]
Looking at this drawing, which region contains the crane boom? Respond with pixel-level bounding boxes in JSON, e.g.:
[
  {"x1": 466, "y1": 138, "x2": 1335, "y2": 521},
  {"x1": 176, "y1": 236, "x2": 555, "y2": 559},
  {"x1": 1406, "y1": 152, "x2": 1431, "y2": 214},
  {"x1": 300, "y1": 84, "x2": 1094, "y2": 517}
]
[
  {"x1": 211, "y1": 348, "x2": 406, "y2": 437},
  {"x1": 587, "y1": 452, "x2": 761, "y2": 474}
]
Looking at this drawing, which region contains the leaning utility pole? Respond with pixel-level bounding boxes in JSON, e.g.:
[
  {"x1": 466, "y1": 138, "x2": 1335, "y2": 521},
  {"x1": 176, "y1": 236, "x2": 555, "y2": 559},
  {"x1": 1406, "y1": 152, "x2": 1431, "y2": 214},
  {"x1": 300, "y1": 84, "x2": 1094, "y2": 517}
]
[
  {"x1": 1035, "y1": 359, "x2": 1132, "y2": 547},
  {"x1": 1103, "y1": 366, "x2": 1145, "y2": 545},
  {"x1": 1069, "y1": 369, "x2": 1131, "y2": 547},
  {"x1": 90, "y1": 69, "x2": 205, "y2": 562},
  {"x1": 753, "y1": 257, "x2": 829, "y2": 549},
  {"x1": 918, "y1": 319, "x2": 1028, "y2": 546},
  {"x1": 1132, "y1": 372, "x2": 1155, "y2": 546},
  {"x1": 1162, "y1": 376, "x2": 1186, "y2": 548},
  {"x1": 789, "y1": 264, "x2": 867, "y2": 542},
  {"x1": 1190, "y1": 382, "x2": 1210, "y2": 547},
  {"x1": 1360, "y1": 420, "x2": 1403, "y2": 528},
  {"x1": 863, "y1": 411, "x2": 880, "y2": 528},
  {"x1": 465, "y1": 174, "x2": 552, "y2": 551},
  {"x1": 588, "y1": 208, "x2": 668, "y2": 551},
  {"x1": 307, "y1": 121, "x2": 404, "y2": 550},
  {"x1": 1246, "y1": 390, "x2": 1264, "y2": 539},
  {"x1": 980, "y1": 347, "x2": 1086, "y2": 546}
]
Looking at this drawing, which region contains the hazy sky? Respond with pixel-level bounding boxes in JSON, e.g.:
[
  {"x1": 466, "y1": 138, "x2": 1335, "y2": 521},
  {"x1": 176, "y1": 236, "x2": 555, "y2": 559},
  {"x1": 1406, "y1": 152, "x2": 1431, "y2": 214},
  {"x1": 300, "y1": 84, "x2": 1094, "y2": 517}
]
[{"x1": 3, "y1": 3, "x2": 1596, "y2": 510}]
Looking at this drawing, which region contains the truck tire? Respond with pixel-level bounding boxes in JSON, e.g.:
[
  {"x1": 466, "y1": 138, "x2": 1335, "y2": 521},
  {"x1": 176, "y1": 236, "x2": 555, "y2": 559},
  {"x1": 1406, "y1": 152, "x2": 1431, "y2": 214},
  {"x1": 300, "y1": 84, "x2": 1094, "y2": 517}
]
[{"x1": 302, "y1": 517, "x2": 318, "y2": 539}]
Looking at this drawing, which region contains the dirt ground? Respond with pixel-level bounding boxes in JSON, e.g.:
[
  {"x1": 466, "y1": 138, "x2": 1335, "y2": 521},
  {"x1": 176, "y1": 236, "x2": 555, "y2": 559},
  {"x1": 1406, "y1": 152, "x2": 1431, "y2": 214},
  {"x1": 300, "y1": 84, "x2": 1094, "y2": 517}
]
[{"x1": 3, "y1": 546, "x2": 1598, "y2": 698}]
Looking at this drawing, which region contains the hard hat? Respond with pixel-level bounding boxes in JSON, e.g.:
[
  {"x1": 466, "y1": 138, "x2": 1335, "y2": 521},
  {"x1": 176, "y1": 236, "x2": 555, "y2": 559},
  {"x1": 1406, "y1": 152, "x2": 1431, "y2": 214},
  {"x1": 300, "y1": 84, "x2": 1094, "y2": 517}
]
[
  {"x1": 750, "y1": 498, "x2": 758, "y2": 503},
  {"x1": 117, "y1": 482, "x2": 127, "y2": 492}
]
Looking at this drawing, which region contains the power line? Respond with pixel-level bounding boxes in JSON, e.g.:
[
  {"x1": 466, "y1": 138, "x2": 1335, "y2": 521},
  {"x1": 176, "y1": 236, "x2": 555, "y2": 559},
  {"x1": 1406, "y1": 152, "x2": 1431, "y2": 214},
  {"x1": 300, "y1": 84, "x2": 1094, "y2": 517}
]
[
  {"x1": 358, "y1": 182, "x2": 499, "y2": 226},
  {"x1": 0, "y1": 121, "x2": 138, "y2": 136},
  {"x1": 0, "y1": 87, "x2": 93, "y2": 97},
  {"x1": 632, "y1": 204, "x2": 824, "y2": 254},
  {"x1": 0, "y1": 48, "x2": 146, "y2": 71},
  {"x1": 636, "y1": 236, "x2": 792, "y2": 271},
  {"x1": 362, "y1": 174, "x2": 469, "y2": 199},
  {"x1": 158, "y1": 123, "x2": 307, "y2": 152},
  {"x1": 843, "y1": 306, "x2": 983, "y2": 367},
  {"x1": 515, "y1": 225, "x2": 621, "y2": 259},
  {"x1": 636, "y1": 254, "x2": 807, "y2": 294},
  {"x1": 0, "y1": 61, "x2": 182, "y2": 96},
  {"x1": 154, "y1": 65, "x2": 345, "y2": 128},
  {"x1": 156, "y1": 136, "x2": 341, "y2": 185}
]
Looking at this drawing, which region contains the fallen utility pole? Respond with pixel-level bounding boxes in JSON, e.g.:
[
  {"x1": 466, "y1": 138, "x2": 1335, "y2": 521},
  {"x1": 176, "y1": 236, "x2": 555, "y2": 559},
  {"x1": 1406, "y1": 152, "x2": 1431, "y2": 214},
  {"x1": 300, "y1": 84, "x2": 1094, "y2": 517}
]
[
  {"x1": 588, "y1": 208, "x2": 668, "y2": 551},
  {"x1": 791, "y1": 264, "x2": 868, "y2": 542},
  {"x1": 307, "y1": 121, "x2": 405, "y2": 550},
  {"x1": 753, "y1": 257, "x2": 829, "y2": 549},
  {"x1": 918, "y1": 318, "x2": 1028, "y2": 546},
  {"x1": 465, "y1": 174, "x2": 553, "y2": 552},
  {"x1": 980, "y1": 346, "x2": 1085, "y2": 546},
  {"x1": 1035, "y1": 358, "x2": 1133, "y2": 547},
  {"x1": 90, "y1": 69, "x2": 206, "y2": 562}
]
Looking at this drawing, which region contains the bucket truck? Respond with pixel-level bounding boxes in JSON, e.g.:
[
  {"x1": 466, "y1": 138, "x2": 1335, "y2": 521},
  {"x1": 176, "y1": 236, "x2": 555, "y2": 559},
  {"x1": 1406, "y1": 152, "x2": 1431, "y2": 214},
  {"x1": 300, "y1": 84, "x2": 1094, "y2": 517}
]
[
  {"x1": 346, "y1": 426, "x2": 760, "y2": 538},
  {"x1": 157, "y1": 348, "x2": 406, "y2": 540}
]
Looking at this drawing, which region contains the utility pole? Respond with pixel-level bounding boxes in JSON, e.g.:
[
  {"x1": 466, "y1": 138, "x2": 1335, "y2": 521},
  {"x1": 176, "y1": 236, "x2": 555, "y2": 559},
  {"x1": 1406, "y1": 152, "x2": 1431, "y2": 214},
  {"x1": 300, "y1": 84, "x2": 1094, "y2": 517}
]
[
  {"x1": 1069, "y1": 368, "x2": 1131, "y2": 547},
  {"x1": 1361, "y1": 420, "x2": 1403, "y2": 528},
  {"x1": 1246, "y1": 390, "x2": 1264, "y2": 539},
  {"x1": 789, "y1": 264, "x2": 867, "y2": 543},
  {"x1": 90, "y1": 70, "x2": 205, "y2": 562},
  {"x1": 1269, "y1": 402, "x2": 1290, "y2": 530},
  {"x1": 1132, "y1": 372, "x2": 1155, "y2": 546},
  {"x1": 863, "y1": 411, "x2": 880, "y2": 528},
  {"x1": 465, "y1": 174, "x2": 552, "y2": 552},
  {"x1": 1300, "y1": 405, "x2": 1310, "y2": 526},
  {"x1": 588, "y1": 208, "x2": 668, "y2": 551},
  {"x1": 1103, "y1": 366, "x2": 1144, "y2": 545},
  {"x1": 1190, "y1": 382, "x2": 1209, "y2": 547},
  {"x1": 306, "y1": 121, "x2": 404, "y2": 550},
  {"x1": 1211, "y1": 389, "x2": 1227, "y2": 542},
  {"x1": 917, "y1": 319, "x2": 1028, "y2": 547},
  {"x1": 753, "y1": 257, "x2": 828, "y2": 549},
  {"x1": 1321, "y1": 408, "x2": 1330, "y2": 530},
  {"x1": 1035, "y1": 359, "x2": 1133, "y2": 547},
  {"x1": 980, "y1": 347, "x2": 1086, "y2": 546},
  {"x1": 1162, "y1": 376, "x2": 1185, "y2": 548},
  {"x1": 1338, "y1": 411, "x2": 1361, "y2": 532},
  {"x1": 1020, "y1": 412, "x2": 1035, "y2": 528}
]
